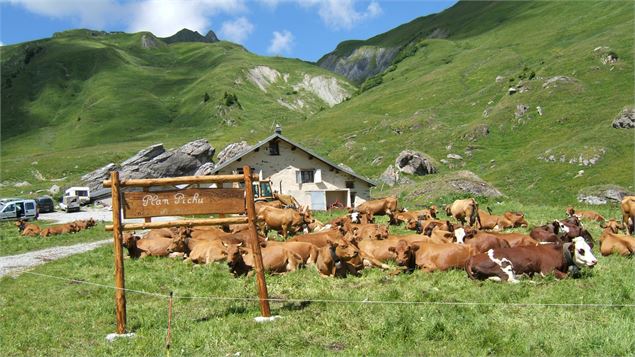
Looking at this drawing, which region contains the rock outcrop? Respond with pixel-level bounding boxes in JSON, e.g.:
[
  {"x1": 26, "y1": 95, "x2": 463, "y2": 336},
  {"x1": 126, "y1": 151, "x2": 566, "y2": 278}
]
[
  {"x1": 577, "y1": 185, "x2": 632, "y2": 205},
  {"x1": 612, "y1": 108, "x2": 635, "y2": 129},
  {"x1": 217, "y1": 141, "x2": 251, "y2": 166},
  {"x1": 81, "y1": 163, "x2": 119, "y2": 192},
  {"x1": 160, "y1": 28, "x2": 219, "y2": 44},
  {"x1": 82, "y1": 140, "x2": 215, "y2": 191},
  {"x1": 318, "y1": 46, "x2": 399, "y2": 84},
  {"x1": 395, "y1": 150, "x2": 437, "y2": 176}
]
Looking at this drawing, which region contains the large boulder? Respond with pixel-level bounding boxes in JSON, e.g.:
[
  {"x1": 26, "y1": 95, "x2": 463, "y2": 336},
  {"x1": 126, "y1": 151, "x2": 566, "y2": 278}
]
[
  {"x1": 121, "y1": 139, "x2": 214, "y2": 180},
  {"x1": 82, "y1": 140, "x2": 215, "y2": 191},
  {"x1": 394, "y1": 150, "x2": 437, "y2": 176},
  {"x1": 612, "y1": 108, "x2": 635, "y2": 129},
  {"x1": 380, "y1": 165, "x2": 399, "y2": 186},
  {"x1": 81, "y1": 163, "x2": 119, "y2": 192},
  {"x1": 577, "y1": 185, "x2": 633, "y2": 205},
  {"x1": 217, "y1": 141, "x2": 251, "y2": 166}
]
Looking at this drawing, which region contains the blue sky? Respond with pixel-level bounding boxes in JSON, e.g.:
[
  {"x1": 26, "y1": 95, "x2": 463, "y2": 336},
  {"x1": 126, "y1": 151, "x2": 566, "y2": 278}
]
[{"x1": 0, "y1": 0, "x2": 457, "y2": 62}]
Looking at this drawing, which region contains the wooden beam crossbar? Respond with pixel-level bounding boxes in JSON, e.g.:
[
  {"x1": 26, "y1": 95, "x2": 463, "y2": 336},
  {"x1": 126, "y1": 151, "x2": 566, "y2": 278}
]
[
  {"x1": 107, "y1": 167, "x2": 271, "y2": 335},
  {"x1": 103, "y1": 173, "x2": 258, "y2": 188}
]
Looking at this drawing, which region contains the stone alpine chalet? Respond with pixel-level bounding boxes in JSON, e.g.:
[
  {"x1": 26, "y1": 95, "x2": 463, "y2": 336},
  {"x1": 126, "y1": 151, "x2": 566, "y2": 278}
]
[{"x1": 212, "y1": 127, "x2": 375, "y2": 210}]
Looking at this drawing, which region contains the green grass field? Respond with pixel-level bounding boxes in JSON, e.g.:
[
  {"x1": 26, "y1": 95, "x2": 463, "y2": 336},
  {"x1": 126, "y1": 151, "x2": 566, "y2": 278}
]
[
  {"x1": 0, "y1": 221, "x2": 108, "y2": 256},
  {"x1": 1, "y1": 203, "x2": 634, "y2": 356}
]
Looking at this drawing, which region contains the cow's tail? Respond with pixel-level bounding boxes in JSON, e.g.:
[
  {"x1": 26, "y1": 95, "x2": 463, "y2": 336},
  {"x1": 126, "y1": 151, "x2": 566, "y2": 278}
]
[{"x1": 465, "y1": 256, "x2": 477, "y2": 280}]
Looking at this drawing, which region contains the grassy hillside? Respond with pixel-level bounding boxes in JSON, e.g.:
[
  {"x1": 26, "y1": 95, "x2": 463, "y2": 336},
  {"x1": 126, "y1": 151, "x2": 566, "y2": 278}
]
[
  {"x1": 0, "y1": 29, "x2": 354, "y2": 195},
  {"x1": 295, "y1": 0, "x2": 634, "y2": 205},
  {"x1": 1, "y1": 2, "x2": 633, "y2": 206}
]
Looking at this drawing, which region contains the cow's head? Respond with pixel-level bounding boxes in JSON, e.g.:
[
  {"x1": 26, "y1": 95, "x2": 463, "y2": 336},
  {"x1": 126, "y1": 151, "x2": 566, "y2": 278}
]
[
  {"x1": 376, "y1": 225, "x2": 389, "y2": 240},
  {"x1": 388, "y1": 240, "x2": 419, "y2": 266},
  {"x1": 167, "y1": 234, "x2": 188, "y2": 254},
  {"x1": 601, "y1": 219, "x2": 626, "y2": 234},
  {"x1": 453, "y1": 227, "x2": 467, "y2": 244},
  {"x1": 224, "y1": 242, "x2": 248, "y2": 275},
  {"x1": 444, "y1": 205, "x2": 452, "y2": 216},
  {"x1": 300, "y1": 205, "x2": 315, "y2": 224},
  {"x1": 343, "y1": 227, "x2": 361, "y2": 245},
  {"x1": 570, "y1": 237, "x2": 597, "y2": 267},
  {"x1": 349, "y1": 211, "x2": 361, "y2": 224},
  {"x1": 121, "y1": 232, "x2": 140, "y2": 249},
  {"x1": 429, "y1": 205, "x2": 438, "y2": 219},
  {"x1": 505, "y1": 212, "x2": 527, "y2": 227},
  {"x1": 332, "y1": 239, "x2": 359, "y2": 262}
]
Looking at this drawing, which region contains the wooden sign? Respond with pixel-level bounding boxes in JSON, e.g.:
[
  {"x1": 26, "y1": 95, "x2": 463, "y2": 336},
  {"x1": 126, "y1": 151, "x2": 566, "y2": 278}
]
[{"x1": 122, "y1": 188, "x2": 245, "y2": 218}]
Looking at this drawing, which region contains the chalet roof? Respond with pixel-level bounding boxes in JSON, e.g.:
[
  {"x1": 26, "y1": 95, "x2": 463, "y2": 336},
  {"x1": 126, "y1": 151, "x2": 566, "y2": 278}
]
[{"x1": 210, "y1": 132, "x2": 376, "y2": 187}]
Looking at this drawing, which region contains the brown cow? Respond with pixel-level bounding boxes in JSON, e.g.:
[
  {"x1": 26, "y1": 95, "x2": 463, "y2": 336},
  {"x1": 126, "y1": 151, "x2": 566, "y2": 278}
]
[
  {"x1": 566, "y1": 206, "x2": 605, "y2": 222},
  {"x1": 464, "y1": 234, "x2": 511, "y2": 254},
  {"x1": 466, "y1": 237, "x2": 597, "y2": 282},
  {"x1": 530, "y1": 221, "x2": 562, "y2": 244},
  {"x1": 621, "y1": 196, "x2": 635, "y2": 235},
  {"x1": 186, "y1": 239, "x2": 229, "y2": 264},
  {"x1": 599, "y1": 220, "x2": 635, "y2": 256},
  {"x1": 476, "y1": 231, "x2": 538, "y2": 247},
  {"x1": 135, "y1": 232, "x2": 188, "y2": 258},
  {"x1": 503, "y1": 211, "x2": 528, "y2": 228},
  {"x1": 40, "y1": 223, "x2": 79, "y2": 237},
  {"x1": 445, "y1": 198, "x2": 481, "y2": 227},
  {"x1": 315, "y1": 238, "x2": 361, "y2": 277},
  {"x1": 73, "y1": 218, "x2": 96, "y2": 231},
  {"x1": 415, "y1": 243, "x2": 476, "y2": 272},
  {"x1": 263, "y1": 240, "x2": 319, "y2": 266},
  {"x1": 477, "y1": 209, "x2": 512, "y2": 231},
  {"x1": 16, "y1": 219, "x2": 41, "y2": 237},
  {"x1": 226, "y1": 243, "x2": 303, "y2": 276},
  {"x1": 353, "y1": 196, "x2": 398, "y2": 224},
  {"x1": 357, "y1": 238, "x2": 419, "y2": 271},
  {"x1": 258, "y1": 205, "x2": 315, "y2": 238},
  {"x1": 342, "y1": 222, "x2": 388, "y2": 241}
]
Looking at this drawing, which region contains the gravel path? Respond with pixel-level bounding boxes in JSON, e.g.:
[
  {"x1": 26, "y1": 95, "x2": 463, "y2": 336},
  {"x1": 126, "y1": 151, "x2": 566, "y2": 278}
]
[
  {"x1": 0, "y1": 239, "x2": 111, "y2": 277},
  {"x1": 1, "y1": 207, "x2": 179, "y2": 278}
]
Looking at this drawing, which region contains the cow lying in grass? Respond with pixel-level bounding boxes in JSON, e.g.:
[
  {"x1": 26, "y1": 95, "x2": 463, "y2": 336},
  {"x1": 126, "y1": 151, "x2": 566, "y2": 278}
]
[
  {"x1": 465, "y1": 237, "x2": 597, "y2": 282},
  {"x1": 599, "y1": 219, "x2": 635, "y2": 256}
]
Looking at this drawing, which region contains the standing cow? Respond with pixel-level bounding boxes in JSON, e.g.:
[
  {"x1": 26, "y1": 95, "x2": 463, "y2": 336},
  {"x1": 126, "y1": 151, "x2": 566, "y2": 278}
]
[
  {"x1": 352, "y1": 196, "x2": 399, "y2": 225},
  {"x1": 445, "y1": 198, "x2": 481, "y2": 227}
]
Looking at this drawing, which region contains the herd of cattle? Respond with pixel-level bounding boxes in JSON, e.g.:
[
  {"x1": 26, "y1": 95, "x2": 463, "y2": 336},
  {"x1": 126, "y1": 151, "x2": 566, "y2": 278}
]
[
  {"x1": 13, "y1": 196, "x2": 634, "y2": 282},
  {"x1": 112, "y1": 195, "x2": 635, "y2": 283},
  {"x1": 15, "y1": 218, "x2": 97, "y2": 237}
]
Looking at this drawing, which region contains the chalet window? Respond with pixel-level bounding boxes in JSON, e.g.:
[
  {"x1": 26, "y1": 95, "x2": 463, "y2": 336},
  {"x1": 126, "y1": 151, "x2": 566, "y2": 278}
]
[
  {"x1": 296, "y1": 169, "x2": 321, "y2": 184},
  {"x1": 269, "y1": 141, "x2": 279, "y2": 156},
  {"x1": 345, "y1": 181, "x2": 355, "y2": 189}
]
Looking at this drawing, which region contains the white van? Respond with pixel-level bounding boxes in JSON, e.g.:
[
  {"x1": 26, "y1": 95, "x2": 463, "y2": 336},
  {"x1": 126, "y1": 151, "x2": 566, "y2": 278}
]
[
  {"x1": 64, "y1": 187, "x2": 91, "y2": 205},
  {"x1": 0, "y1": 199, "x2": 38, "y2": 221}
]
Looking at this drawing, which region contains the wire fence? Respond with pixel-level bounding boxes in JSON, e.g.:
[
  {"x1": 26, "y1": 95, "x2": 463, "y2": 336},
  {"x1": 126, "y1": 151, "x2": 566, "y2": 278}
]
[{"x1": 22, "y1": 271, "x2": 635, "y2": 309}]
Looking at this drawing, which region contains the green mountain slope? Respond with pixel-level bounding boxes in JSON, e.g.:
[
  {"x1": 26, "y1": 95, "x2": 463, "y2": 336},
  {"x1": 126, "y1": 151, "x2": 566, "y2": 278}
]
[
  {"x1": 0, "y1": 29, "x2": 354, "y2": 190},
  {"x1": 300, "y1": 0, "x2": 635, "y2": 204}
]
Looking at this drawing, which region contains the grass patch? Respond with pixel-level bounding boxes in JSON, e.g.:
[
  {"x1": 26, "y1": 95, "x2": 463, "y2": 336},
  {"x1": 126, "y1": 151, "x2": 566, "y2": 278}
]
[
  {"x1": 1, "y1": 204, "x2": 634, "y2": 355},
  {"x1": 0, "y1": 221, "x2": 109, "y2": 256}
]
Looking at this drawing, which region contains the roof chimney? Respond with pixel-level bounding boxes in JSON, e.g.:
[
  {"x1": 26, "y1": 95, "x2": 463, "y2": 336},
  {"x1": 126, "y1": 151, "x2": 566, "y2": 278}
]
[{"x1": 274, "y1": 124, "x2": 282, "y2": 134}]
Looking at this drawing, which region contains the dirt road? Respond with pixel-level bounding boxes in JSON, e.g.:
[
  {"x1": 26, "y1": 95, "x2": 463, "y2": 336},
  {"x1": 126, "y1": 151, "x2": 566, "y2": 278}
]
[{"x1": 0, "y1": 239, "x2": 111, "y2": 277}]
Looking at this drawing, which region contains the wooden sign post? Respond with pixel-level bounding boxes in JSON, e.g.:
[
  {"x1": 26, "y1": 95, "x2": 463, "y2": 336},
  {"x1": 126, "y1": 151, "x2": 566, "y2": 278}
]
[{"x1": 104, "y1": 166, "x2": 271, "y2": 334}]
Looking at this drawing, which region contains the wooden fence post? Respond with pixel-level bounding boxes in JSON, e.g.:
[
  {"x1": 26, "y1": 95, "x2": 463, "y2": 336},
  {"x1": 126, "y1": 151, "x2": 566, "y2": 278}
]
[
  {"x1": 243, "y1": 166, "x2": 271, "y2": 317},
  {"x1": 111, "y1": 171, "x2": 127, "y2": 333}
]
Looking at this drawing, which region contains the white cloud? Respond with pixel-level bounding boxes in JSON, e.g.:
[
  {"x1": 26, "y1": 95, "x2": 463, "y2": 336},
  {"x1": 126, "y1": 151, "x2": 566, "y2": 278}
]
[
  {"x1": 316, "y1": 0, "x2": 382, "y2": 30},
  {"x1": 7, "y1": 0, "x2": 247, "y2": 37},
  {"x1": 127, "y1": 0, "x2": 246, "y2": 37},
  {"x1": 267, "y1": 30, "x2": 293, "y2": 55},
  {"x1": 7, "y1": 0, "x2": 123, "y2": 28},
  {"x1": 257, "y1": 0, "x2": 281, "y2": 8},
  {"x1": 220, "y1": 17, "x2": 254, "y2": 44}
]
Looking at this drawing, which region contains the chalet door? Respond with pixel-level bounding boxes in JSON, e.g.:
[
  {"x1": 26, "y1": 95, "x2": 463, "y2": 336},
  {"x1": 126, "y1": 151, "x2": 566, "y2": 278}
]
[{"x1": 309, "y1": 191, "x2": 326, "y2": 211}]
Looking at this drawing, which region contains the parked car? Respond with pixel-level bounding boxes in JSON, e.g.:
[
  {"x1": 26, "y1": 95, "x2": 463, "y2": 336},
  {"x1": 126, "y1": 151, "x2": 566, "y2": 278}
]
[
  {"x1": 59, "y1": 195, "x2": 80, "y2": 213},
  {"x1": 35, "y1": 196, "x2": 55, "y2": 213},
  {"x1": 64, "y1": 187, "x2": 91, "y2": 205},
  {"x1": 0, "y1": 199, "x2": 38, "y2": 221}
]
